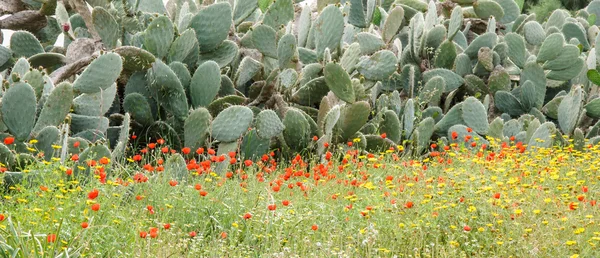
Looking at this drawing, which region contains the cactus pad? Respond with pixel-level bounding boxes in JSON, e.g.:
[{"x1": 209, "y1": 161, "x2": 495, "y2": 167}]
[
  {"x1": 314, "y1": 5, "x2": 344, "y2": 59},
  {"x1": 73, "y1": 83, "x2": 117, "y2": 116},
  {"x1": 256, "y1": 109, "x2": 285, "y2": 139},
  {"x1": 462, "y1": 97, "x2": 489, "y2": 134},
  {"x1": 211, "y1": 106, "x2": 253, "y2": 142},
  {"x1": 92, "y1": 7, "x2": 120, "y2": 49},
  {"x1": 2, "y1": 82, "x2": 36, "y2": 141},
  {"x1": 324, "y1": 63, "x2": 355, "y2": 104},
  {"x1": 263, "y1": 0, "x2": 294, "y2": 28},
  {"x1": 337, "y1": 101, "x2": 371, "y2": 141},
  {"x1": 283, "y1": 108, "x2": 311, "y2": 151},
  {"x1": 198, "y1": 40, "x2": 239, "y2": 68},
  {"x1": 190, "y1": 2, "x2": 233, "y2": 53},
  {"x1": 10, "y1": 31, "x2": 44, "y2": 58},
  {"x1": 123, "y1": 93, "x2": 154, "y2": 126},
  {"x1": 73, "y1": 53, "x2": 123, "y2": 94},
  {"x1": 190, "y1": 61, "x2": 222, "y2": 108},
  {"x1": 356, "y1": 50, "x2": 397, "y2": 81},
  {"x1": 558, "y1": 86, "x2": 583, "y2": 135},
  {"x1": 168, "y1": 29, "x2": 198, "y2": 64}
]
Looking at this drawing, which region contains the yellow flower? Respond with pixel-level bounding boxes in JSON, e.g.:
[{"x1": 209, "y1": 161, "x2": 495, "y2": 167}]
[{"x1": 566, "y1": 241, "x2": 577, "y2": 246}]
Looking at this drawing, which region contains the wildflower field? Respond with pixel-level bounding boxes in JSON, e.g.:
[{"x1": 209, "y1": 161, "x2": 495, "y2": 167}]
[
  {"x1": 1, "y1": 136, "x2": 599, "y2": 257},
  {"x1": 5, "y1": 0, "x2": 600, "y2": 256}
]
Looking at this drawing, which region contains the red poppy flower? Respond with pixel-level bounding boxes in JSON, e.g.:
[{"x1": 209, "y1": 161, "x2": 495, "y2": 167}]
[
  {"x1": 196, "y1": 147, "x2": 205, "y2": 155},
  {"x1": 140, "y1": 231, "x2": 148, "y2": 238},
  {"x1": 91, "y1": 203, "x2": 100, "y2": 211},
  {"x1": 66, "y1": 169, "x2": 73, "y2": 176},
  {"x1": 199, "y1": 190, "x2": 208, "y2": 197},
  {"x1": 493, "y1": 193, "x2": 501, "y2": 199},
  {"x1": 463, "y1": 225, "x2": 471, "y2": 232},
  {"x1": 220, "y1": 232, "x2": 227, "y2": 239},
  {"x1": 195, "y1": 184, "x2": 202, "y2": 190},
  {"x1": 3, "y1": 137, "x2": 14, "y2": 145},
  {"x1": 282, "y1": 200, "x2": 290, "y2": 206},
  {"x1": 451, "y1": 131, "x2": 458, "y2": 140},
  {"x1": 0, "y1": 214, "x2": 5, "y2": 221},
  {"x1": 149, "y1": 227, "x2": 159, "y2": 238},
  {"x1": 143, "y1": 164, "x2": 154, "y2": 172},
  {"x1": 380, "y1": 133, "x2": 386, "y2": 139},
  {"x1": 47, "y1": 234, "x2": 57, "y2": 243},
  {"x1": 226, "y1": 151, "x2": 235, "y2": 159},
  {"x1": 208, "y1": 148, "x2": 216, "y2": 155},
  {"x1": 71, "y1": 154, "x2": 79, "y2": 161},
  {"x1": 312, "y1": 136, "x2": 318, "y2": 141},
  {"x1": 243, "y1": 213, "x2": 252, "y2": 220},
  {"x1": 182, "y1": 147, "x2": 191, "y2": 155},
  {"x1": 73, "y1": 141, "x2": 80, "y2": 148},
  {"x1": 99, "y1": 157, "x2": 109, "y2": 165},
  {"x1": 244, "y1": 160, "x2": 253, "y2": 166},
  {"x1": 81, "y1": 222, "x2": 89, "y2": 229},
  {"x1": 569, "y1": 202, "x2": 577, "y2": 210},
  {"x1": 189, "y1": 231, "x2": 197, "y2": 238},
  {"x1": 164, "y1": 223, "x2": 171, "y2": 230},
  {"x1": 268, "y1": 204, "x2": 276, "y2": 211},
  {"x1": 88, "y1": 189, "x2": 99, "y2": 200},
  {"x1": 169, "y1": 180, "x2": 178, "y2": 186},
  {"x1": 404, "y1": 202, "x2": 414, "y2": 208},
  {"x1": 311, "y1": 224, "x2": 318, "y2": 231},
  {"x1": 148, "y1": 143, "x2": 156, "y2": 149}
]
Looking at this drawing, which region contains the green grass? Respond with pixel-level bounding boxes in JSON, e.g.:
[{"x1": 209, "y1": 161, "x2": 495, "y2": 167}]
[{"x1": 1, "y1": 140, "x2": 600, "y2": 257}]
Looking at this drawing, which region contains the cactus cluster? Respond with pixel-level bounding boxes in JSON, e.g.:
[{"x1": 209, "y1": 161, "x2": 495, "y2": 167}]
[{"x1": 3, "y1": 0, "x2": 600, "y2": 179}]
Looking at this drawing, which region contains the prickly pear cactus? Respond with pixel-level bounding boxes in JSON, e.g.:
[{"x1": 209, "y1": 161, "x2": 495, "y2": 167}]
[{"x1": 0, "y1": 0, "x2": 598, "y2": 162}]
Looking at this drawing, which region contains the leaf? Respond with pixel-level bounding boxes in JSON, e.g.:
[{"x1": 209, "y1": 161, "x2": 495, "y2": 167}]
[{"x1": 587, "y1": 69, "x2": 600, "y2": 86}]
